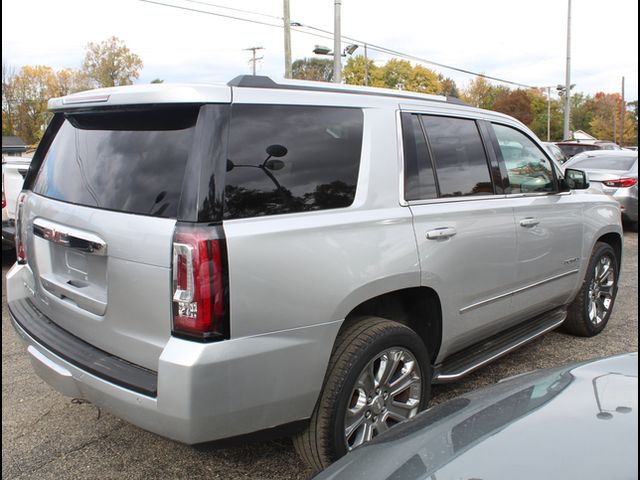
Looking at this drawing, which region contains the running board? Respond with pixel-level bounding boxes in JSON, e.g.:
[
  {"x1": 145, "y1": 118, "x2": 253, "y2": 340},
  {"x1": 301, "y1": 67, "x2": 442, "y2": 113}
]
[{"x1": 433, "y1": 308, "x2": 567, "y2": 383}]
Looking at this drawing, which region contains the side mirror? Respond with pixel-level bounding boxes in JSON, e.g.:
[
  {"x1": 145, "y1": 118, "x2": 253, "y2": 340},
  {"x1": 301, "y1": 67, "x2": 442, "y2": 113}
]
[{"x1": 562, "y1": 168, "x2": 590, "y2": 190}]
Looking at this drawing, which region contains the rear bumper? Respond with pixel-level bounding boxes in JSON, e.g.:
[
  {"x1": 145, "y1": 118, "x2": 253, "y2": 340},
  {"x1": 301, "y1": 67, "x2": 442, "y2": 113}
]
[
  {"x1": 7, "y1": 263, "x2": 340, "y2": 444},
  {"x1": 613, "y1": 190, "x2": 638, "y2": 223}
]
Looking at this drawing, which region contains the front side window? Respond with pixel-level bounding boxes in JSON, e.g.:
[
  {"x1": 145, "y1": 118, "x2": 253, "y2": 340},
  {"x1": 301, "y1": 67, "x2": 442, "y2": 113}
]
[
  {"x1": 225, "y1": 105, "x2": 363, "y2": 219},
  {"x1": 421, "y1": 116, "x2": 494, "y2": 197},
  {"x1": 492, "y1": 124, "x2": 556, "y2": 194}
]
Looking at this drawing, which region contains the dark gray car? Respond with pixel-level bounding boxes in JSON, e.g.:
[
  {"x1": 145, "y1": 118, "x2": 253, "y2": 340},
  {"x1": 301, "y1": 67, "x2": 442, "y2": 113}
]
[{"x1": 314, "y1": 353, "x2": 638, "y2": 480}]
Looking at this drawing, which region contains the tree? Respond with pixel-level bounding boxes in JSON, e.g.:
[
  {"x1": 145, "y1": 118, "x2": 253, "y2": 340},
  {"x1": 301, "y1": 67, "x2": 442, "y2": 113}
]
[
  {"x1": 343, "y1": 55, "x2": 379, "y2": 86},
  {"x1": 82, "y1": 36, "x2": 143, "y2": 87},
  {"x1": 292, "y1": 58, "x2": 333, "y2": 82},
  {"x1": 461, "y1": 76, "x2": 505, "y2": 109},
  {"x1": 10, "y1": 66, "x2": 59, "y2": 143},
  {"x1": 493, "y1": 89, "x2": 535, "y2": 125},
  {"x1": 2, "y1": 61, "x2": 17, "y2": 136},
  {"x1": 150, "y1": 78, "x2": 164, "y2": 84},
  {"x1": 438, "y1": 74, "x2": 459, "y2": 98},
  {"x1": 54, "y1": 68, "x2": 92, "y2": 96},
  {"x1": 528, "y1": 89, "x2": 564, "y2": 141},
  {"x1": 570, "y1": 93, "x2": 595, "y2": 134}
]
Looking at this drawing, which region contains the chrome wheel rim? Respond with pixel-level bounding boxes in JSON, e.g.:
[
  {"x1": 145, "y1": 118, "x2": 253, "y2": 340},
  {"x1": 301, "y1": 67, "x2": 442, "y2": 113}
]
[
  {"x1": 588, "y1": 255, "x2": 615, "y2": 326},
  {"x1": 343, "y1": 348, "x2": 422, "y2": 451}
]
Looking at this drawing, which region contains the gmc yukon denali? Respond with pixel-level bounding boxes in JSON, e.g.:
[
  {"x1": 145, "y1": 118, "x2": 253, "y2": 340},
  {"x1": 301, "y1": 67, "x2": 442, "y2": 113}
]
[{"x1": 7, "y1": 76, "x2": 623, "y2": 471}]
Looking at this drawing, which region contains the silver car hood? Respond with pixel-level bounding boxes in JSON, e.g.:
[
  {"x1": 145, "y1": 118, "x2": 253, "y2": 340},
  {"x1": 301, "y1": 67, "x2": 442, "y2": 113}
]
[{"x1": 315, "y1": 353, "x2": 638, "y2": 480}]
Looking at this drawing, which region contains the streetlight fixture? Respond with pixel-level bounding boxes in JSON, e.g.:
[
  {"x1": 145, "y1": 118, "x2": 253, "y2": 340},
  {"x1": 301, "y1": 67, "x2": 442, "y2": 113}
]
[{"x1": 312, "y1": 44, "x2": 360, "y2": 83}]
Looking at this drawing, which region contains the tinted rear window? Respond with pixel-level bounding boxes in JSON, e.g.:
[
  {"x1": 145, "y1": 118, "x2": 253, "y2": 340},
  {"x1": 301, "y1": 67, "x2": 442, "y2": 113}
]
[
  {"x1": 556, "y1": 144, "x2": 599, "y2": 158},
  {"x1": 32, "y1": 106, "x2": 199, "y2": 218},
  {"x1": 570, "y1": 156, "x2": 637, "y2": 171},
  {"x1": 224, "y1": 105, "x2": 363, "y2": 219}
]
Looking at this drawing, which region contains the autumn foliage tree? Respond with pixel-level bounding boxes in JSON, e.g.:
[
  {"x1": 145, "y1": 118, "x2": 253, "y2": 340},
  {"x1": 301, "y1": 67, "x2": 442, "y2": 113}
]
[{"x1": 82, "y1": 36, "x2": 143, "y2": 87}]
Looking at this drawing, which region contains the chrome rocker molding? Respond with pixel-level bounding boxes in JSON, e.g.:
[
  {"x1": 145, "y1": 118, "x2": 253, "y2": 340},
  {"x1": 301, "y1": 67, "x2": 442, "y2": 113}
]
[{"x1": 459, "y1": 269, "x2": 580, "y2": 314}]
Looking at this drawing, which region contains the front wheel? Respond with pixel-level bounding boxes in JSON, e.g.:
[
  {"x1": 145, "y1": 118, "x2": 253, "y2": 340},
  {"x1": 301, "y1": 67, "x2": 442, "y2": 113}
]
[
  {"x1": 293, "y1": 317, "x2": 431, "y2": 472},
  {"x1": 562, "y1": 242, "x2": 619, "y2": 337}
]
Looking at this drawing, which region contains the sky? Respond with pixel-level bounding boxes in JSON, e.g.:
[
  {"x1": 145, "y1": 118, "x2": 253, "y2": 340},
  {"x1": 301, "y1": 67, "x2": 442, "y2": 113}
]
[{"x1": 2, "y1": 0, "x2": 638, "y2": 101}]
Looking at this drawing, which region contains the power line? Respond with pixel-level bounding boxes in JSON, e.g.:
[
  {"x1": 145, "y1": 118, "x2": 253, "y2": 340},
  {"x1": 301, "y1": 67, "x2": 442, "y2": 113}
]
[
  {"x1": 139, "y1": 0, "x2": 539, "y2": 89},
  {"x1": 181, "y1": 0, "x2": 283, "y2": 21},
  {"x1": 299, "y1": 24, "x2": 537, "y2": 88}
]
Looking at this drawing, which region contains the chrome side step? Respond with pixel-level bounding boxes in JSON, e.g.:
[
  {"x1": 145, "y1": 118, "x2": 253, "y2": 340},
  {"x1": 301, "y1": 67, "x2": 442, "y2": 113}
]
[{"x1": 433, "y1": 308, "x2": 567, "y2": 383}]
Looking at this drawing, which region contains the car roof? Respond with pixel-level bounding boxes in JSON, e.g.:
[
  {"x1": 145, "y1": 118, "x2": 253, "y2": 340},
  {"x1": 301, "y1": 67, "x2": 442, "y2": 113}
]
[{"x1": 46, "y1": 75, "x2": 527, "y2": 128}]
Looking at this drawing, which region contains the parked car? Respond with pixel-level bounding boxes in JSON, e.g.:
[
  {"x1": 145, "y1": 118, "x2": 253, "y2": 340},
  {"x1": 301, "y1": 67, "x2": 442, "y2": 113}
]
[
  {"x1": 7, "y1": 76, "x2": 623, "y2": 471},
  {"x1": 314, "y1": 353, "x2": 638, "y2": 480},
  {"x1": 542, "y1": 141, "x2": 568, "y2": 164},
  {"x1": 2, "y1": 154, "x2": 31, "y2": 250},
  {"x1": 556, "y1": 140, "x2": 621, "y2": 159},
  {"x1": 563, "y1": 150, "x2": 638, "y2": 229}
]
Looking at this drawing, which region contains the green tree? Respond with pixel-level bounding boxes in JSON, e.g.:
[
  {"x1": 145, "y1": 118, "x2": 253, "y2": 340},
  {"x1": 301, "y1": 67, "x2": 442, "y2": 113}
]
[
  {"x1": 291, "y1": 58, "x2": 333, "y2": 82},
  {"x1": 150, "y1": 78, "x2": 164, "y2": 84},
  {"x1": 570, "y1": 92, "x2": 595, "y2": 133},
  {"x1": 528, "y1": 89, "x2": 564, "y2": 141},
  {"x1": 2, "y1": 61, "x2": 17, "y2": 136},
  {"x1": 82, "y1": 36, "x2": 143, "y2": 87}
]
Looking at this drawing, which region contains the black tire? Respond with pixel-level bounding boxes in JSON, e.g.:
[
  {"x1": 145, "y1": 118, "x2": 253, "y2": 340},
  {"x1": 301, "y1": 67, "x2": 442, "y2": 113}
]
[
  {"x1": 562, "y1": 242, "x2": 619, "y2": 337},
  {"x1": 293, "y1": 317, "x2": 431, "y2": 472}
]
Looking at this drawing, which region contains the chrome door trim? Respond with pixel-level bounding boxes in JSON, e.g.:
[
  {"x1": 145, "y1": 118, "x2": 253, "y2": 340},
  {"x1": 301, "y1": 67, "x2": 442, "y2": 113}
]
[
  {"x1": 33, "y1": 218, "x2": 107, "y2": 256},
  {"x1": 459, "y1": 269, "x2": 580, "y2": 314}
]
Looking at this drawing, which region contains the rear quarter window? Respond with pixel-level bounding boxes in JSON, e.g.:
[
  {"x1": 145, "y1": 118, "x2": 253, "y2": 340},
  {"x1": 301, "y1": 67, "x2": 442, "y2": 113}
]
[{"x1": 224, "y1": 105, "x2": 363, "y2": 219}]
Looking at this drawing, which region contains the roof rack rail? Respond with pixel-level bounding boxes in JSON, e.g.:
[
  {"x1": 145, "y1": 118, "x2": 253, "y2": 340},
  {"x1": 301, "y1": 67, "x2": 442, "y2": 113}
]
[{"x1": 227, "y1": 75, "x2": 469, "y2": 106}]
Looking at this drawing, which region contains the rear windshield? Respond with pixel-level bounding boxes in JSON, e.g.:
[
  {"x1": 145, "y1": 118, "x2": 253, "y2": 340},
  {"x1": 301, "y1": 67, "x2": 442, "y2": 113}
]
[
  {"x1": 570, "y1": 156, "x2": 637, "y2": 171},
  {"x1": 32, "y1": 106, "x2": 199, "y2": 218},
  {"x1": 556, "y1": 144, "x2": 599, "y2": 158}
]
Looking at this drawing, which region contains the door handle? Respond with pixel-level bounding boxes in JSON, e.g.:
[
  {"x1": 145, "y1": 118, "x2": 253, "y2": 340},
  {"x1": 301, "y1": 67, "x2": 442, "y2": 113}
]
[
  {"x1": 426, "y1": 227, "x2": 457, "y2": 240},
  {"x1": 519, "y1": 217, "x2": 540, "y2": 228},
  {"x1": 33, "y1": 218, "x2": 107, "y2": 256}
]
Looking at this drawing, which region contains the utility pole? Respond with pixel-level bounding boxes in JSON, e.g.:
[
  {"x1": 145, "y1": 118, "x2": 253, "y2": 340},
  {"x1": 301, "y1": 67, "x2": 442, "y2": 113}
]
[
  {"x1": 547, "y1": 86, "x2": 552, "y2": 141},
  {"x1": 563, "y1": 0, "x2": 572, "y2": 140},
  {"x1": 333, "y1": 0, "x2": 342, "y2": 83},
  {"x1": 283, "y1": 0, "x2": 292, "y2": 78},
  {"x1": 620, "y1": 76, "x2": 625, "y2": 145},
  {"x1": 245, "y1": 47, "x2": 264, "y2": 75},
  {"x1": 364, "y1": 44, "x2": 369, "y2": 86}
]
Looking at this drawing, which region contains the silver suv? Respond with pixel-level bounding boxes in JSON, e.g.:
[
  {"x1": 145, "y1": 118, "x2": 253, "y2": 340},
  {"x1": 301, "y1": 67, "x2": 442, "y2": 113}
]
[{"x1": 7, "y1": 76, "x2": 623, "y2": 471}]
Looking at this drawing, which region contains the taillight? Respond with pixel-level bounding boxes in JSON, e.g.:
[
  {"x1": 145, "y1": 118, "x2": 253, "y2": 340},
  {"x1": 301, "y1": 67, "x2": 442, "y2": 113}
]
[
  {"x1": 2, "y1": 173, "x2": 6, "y2": 209},
  {"x1": 15, "y1": 192, "x2": 27, "y2": 264},
  {"x1": 172, "y1": 223, "x2": 229, "y2": 341},
  {"x1": 603, "y1": 178, "x2": 638, "y2": 188}
]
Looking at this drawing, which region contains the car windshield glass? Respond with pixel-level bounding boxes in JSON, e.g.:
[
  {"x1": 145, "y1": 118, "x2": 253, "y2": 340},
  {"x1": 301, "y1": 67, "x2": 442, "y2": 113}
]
[{"x1": 571, "y1": 157, "x2": 637, "y2": 171}]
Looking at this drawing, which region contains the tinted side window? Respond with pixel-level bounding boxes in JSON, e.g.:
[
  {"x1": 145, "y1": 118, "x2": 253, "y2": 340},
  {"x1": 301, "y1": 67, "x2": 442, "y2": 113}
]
[
  {"x1": 493, "y1": 124, "x2": 556, "y2": 193},
  {"x1": 401, "y1": 113, "x2": 437, "y2": 200},
  {"x1": 420, "y1": 116, "x2": 493, "y2": 197},
  {"x1": 225, "y1": 105, "x2": 363, "y2": 219}
]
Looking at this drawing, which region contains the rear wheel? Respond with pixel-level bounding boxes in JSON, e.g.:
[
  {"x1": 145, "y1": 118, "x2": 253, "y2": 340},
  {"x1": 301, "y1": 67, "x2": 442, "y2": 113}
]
[
  {"x1": 293, "y1": 317, "x2": 430, "y2": 472},
  {"x1": 562, "y1": 242, "x2": 619, "y2": 337}
]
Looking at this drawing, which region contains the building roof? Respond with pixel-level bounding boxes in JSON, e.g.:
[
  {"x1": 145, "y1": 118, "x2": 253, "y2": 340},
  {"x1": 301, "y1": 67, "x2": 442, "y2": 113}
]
[{"x1": 2, "y1": 136, "x2": 27, "y2": 149}]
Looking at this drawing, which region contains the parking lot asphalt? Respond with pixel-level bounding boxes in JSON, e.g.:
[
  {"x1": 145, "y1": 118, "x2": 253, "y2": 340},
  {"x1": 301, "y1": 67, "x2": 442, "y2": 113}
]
[{"x1": 2, "y1": 231, "x2": 638, "y2": 480}]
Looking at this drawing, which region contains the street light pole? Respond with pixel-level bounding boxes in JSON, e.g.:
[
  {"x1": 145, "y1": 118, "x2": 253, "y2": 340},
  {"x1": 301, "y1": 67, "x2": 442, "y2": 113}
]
[
  {"x1": 364, "y1": 44, "x2": 369, "y2": 86},
  {"x1": 283, "y1": 0, "x2": 292, "y2": 79},
  {"x1": 333, "y1": 0, "x2": 342, "y2": 83},
  {"x1": 547, "y1": 86, "x2": 552, "y2": 141},
  {"x1": 563, "y1": 0, "x2": 572, "y2": 140}
]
